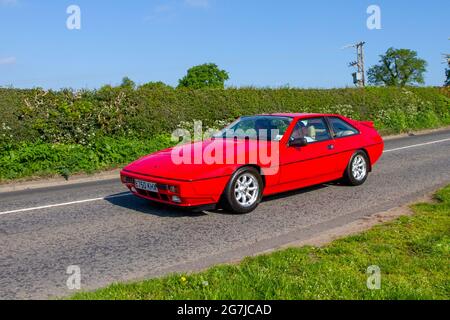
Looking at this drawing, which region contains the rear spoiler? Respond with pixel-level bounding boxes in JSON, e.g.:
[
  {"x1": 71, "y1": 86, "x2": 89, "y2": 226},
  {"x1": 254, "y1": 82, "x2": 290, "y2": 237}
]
[{"x1": 359, "y1": 121, "x2": 375, "y2": 129}]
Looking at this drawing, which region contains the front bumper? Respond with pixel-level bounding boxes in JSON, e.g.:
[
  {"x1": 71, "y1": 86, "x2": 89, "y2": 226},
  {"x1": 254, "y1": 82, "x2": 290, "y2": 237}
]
[{"x1": 120, "y1": 170, "x2": 230, "y2": 207}]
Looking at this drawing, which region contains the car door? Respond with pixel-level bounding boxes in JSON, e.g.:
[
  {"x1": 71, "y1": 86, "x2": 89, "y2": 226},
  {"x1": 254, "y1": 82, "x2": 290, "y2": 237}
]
[
  {"x1": 326, "y1": 116, "x2": 362, "y2": 173},
  {"x1": 279, "y1": 117, "x2": 338, "y2": 186}
]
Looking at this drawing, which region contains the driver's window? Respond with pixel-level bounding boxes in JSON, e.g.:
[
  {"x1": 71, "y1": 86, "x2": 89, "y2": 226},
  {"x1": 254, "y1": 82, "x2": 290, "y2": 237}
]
[{"x1": 290, "y1": 118, "x2": 331, "y2": 143}]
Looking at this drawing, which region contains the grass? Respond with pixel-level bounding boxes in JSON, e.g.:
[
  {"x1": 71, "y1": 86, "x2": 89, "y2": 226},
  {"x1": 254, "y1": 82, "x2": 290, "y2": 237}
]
[
  {"x1": 0, "y1": 135, "x2": 174, "y2": 182},
  {"x1": 71, "y1": 186, "x2": 450, "y2": 300}
]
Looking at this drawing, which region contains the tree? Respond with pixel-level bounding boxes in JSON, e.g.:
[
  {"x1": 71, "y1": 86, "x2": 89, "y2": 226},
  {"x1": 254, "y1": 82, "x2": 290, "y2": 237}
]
[
  {"x1": 367, "y1": 48, "x2": 427, "y2": 87},
  {"x1": 178, "y1": 63, "x2": 229, "y2": 89},
  {"x1": 120, "y1": 77, "x2": 136, "y2": 89},
  {"x1": 139, "y1": 81, "x2": 173, "y2": 90}
]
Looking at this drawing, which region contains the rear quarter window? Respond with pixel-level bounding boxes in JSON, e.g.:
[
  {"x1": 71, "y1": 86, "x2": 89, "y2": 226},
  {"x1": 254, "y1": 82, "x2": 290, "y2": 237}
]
[{"x1": 329, "y1": 117, "x2": 359, "y2": 138}]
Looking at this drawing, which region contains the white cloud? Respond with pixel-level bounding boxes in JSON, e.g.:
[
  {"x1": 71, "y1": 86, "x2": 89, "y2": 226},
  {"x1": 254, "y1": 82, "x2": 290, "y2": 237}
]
[
  {"x1": 184, "y1": 0, "x2": 209, "y2": 8},
  {"x1": 0, "y1": 57, "x2": 16, "y2": 65}
]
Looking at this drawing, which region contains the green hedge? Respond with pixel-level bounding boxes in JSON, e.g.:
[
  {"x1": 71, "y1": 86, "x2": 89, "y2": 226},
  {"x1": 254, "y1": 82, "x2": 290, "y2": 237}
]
[
  {"x1": 0, "y1": 86, "x2": 449, "y2": 180},
  {"x1": 1, "y1": 86, "x2": 449, "y2": 148}
]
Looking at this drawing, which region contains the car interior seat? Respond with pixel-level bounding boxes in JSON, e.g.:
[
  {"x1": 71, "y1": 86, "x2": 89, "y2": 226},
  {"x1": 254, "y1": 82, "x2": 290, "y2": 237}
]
[{"x1": 307, "y1": 125, "x2": 316, "y2": 140}]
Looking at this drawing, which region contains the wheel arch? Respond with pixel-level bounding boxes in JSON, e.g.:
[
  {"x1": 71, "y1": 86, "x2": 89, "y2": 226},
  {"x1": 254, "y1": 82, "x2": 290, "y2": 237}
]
[
  {"x1": 236, "y1": 164, "x2": 266, "y2": 188},
  {"x1": 219, "y1": 164, "x2": 265, "y2": 213}
]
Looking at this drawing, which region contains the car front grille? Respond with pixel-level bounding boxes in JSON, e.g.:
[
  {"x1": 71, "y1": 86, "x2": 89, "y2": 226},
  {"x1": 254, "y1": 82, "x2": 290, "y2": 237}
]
[{"x1": 136, "y1": 188, "x2": 170, "y2": 202}]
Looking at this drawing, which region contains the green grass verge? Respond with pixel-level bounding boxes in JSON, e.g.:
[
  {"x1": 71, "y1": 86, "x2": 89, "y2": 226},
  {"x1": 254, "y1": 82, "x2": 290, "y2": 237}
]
[
  {"x1": 0, "y1": 135, "x2": 174, "y2": 181},
  {"x1": 71, "y1": 186, "x2": 450, "y2": 300}
]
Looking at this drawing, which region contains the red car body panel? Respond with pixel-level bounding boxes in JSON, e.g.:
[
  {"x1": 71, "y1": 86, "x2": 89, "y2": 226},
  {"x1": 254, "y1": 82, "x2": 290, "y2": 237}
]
[{"x1": 121, "y1": 114, "x2": 384, "y2": 208}]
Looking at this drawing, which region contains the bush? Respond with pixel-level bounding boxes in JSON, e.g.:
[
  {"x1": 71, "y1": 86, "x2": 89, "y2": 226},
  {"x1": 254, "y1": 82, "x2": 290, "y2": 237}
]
[
  {"x1": 0, "y1": 86, "x2": 448, "y2": 180},
  {"x1": 1, "y1": 86, "x2": 449, "y2": 147},
  {"x1": 0, "y1": 135, "x2": 173, "y2": 181}
]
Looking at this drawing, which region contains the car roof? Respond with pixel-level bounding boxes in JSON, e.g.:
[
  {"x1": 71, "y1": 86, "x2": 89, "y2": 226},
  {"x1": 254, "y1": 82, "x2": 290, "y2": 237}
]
[{"x1": 258, "y1": 113, "x2": 329, "y2": 118}]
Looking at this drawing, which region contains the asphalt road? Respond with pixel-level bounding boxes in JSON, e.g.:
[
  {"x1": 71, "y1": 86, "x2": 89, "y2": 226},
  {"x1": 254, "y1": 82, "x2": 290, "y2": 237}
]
[{"x1": 1, "y1": 130, "x2": 450, "y2": 299}]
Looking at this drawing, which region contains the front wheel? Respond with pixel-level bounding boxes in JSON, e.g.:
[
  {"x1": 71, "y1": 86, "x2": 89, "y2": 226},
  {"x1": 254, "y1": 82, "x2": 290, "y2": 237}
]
[
  {"x1": 344, "y1": 151, "x2": 369, "y2": 186},
  {"x1": 222, "y1": 167, "x2": 263, "y2": 214}
]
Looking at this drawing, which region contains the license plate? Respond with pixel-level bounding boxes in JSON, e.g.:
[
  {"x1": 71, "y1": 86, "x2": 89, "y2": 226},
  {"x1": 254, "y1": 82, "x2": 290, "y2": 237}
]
[{"x1": 135, "y1": 180, "x2": 158, "y2": 193}]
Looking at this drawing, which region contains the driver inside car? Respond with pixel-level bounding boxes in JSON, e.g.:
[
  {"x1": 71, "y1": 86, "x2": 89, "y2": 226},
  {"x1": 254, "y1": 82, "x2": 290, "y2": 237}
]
[{"x1": 291, "y1": 121, "x2": 316, "y2": 143}]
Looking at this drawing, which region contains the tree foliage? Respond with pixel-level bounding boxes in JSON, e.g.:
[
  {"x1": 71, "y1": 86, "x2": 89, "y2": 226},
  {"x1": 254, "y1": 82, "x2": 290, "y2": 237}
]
[
  {"x1": 120, "y1": 77, "x2": 136, "y2": 89},
  {"x1": 1, "y1": 86, "x2": 449, "y2": 150},
  {"x1": 367, "y1": 48, "x2": 427, "y2": 87},
  {"x1": 178, "y1": 63, "x2": 229, "y2": 89},
  {"x1": 139, "y1": 81, "x2": 172, "y2": 90}
]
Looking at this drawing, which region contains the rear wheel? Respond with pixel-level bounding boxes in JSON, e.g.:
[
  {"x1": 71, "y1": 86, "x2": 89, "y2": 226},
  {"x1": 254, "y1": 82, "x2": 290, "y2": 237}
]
[
  {"x1": 222, "y1": 167, "x2": 263, "y2": 214},
  {"x1": 344, "y1": 151, "x2": 369, "y2": 186}
]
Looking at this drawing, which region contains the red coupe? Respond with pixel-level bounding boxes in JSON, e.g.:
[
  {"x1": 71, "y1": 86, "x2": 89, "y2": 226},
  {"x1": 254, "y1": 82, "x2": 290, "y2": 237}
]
[{"x1": 121, "y1": 113, "x2": 384, "y2": 213}]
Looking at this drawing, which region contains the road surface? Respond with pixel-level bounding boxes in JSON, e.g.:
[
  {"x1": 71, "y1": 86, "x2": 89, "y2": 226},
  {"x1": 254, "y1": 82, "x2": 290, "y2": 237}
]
[{"x1": 0, "y1": 130, "x2": 449, "y2": 299}]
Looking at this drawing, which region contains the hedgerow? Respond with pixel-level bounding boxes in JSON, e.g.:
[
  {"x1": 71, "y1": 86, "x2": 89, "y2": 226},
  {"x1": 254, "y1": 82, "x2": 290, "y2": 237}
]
[
  {"x1": 0, "y1": 86, "x2": 448, "y2": 180},
  {"x1": 1, "y1": 86, "x2": 449, "y2": 147}
]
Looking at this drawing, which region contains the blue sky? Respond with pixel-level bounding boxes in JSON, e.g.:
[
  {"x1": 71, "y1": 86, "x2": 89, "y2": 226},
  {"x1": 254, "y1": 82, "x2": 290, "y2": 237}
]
[{"x1": 0, "y1": 0, "x2": 449, "y2": 89}]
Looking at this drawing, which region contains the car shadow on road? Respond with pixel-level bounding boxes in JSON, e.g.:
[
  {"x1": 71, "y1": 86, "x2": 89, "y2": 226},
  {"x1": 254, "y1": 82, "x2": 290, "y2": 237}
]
[
  {"x1": 208, "y1": 183, "x2": 331, "y2": 215},
  {"x1": 104, "y1": 193, "x2": 208, "y2": 218},
  {"x1": 106, "y1": 182, "x2": 337, "y2": 217},
  {"x1": 261, "y1": 183, "x2": 329, "y2": 203}
]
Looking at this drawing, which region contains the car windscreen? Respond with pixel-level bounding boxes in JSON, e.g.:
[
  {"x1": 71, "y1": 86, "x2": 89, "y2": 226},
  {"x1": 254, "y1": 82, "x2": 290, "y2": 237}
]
[{"x1": 214, "y1": 116, "x2": 293, "y2": 141}]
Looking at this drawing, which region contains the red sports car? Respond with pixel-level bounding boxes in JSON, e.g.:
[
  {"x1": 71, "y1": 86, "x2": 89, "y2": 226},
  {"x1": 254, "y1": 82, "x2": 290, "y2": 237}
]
[{"x1": 121, "y1": 113, "x2": 384, "y2": 213}]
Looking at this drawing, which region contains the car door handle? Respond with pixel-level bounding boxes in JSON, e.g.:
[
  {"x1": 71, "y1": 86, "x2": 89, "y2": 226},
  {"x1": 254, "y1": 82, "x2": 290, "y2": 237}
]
[{"x1": 327, "y1": 144, "x2": 335, "y2": 150}]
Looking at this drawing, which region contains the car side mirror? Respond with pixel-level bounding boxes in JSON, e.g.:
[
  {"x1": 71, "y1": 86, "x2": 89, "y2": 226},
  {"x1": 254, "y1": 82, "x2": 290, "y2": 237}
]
[{"x1": 289, "y1": 137, "x2": 308, "y2": 147}]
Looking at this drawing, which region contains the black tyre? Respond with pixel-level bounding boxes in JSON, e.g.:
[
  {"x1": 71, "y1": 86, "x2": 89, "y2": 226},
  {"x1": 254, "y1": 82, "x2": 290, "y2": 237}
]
[
  {"x1": 222, "y1": 167, "x2": 263, "y2": 214},
  {"x1": 344, "y1": 151, "x2": 369, "y2": 186}
]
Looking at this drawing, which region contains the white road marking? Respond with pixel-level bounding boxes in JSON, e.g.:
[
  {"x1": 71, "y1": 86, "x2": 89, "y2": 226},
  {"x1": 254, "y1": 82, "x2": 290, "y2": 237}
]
[
  {"x1": 0, "y1": 193, "x2": 130, "y2": 216},
  {"x1": 383, "y1": 138, "x2": 450, "y2": 153},
  {"x1": 0, "y1": 137, "x2": 449, "y2": 217}
]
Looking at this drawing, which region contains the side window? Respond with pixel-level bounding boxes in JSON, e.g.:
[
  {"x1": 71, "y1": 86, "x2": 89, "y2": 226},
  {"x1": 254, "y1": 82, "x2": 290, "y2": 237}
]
[
  {"x1": 290, "y1": 118, "x2": 332, "y2": 143},
  {"x1": 329, "y1": 117, "x2": 359, "y2": 138}
]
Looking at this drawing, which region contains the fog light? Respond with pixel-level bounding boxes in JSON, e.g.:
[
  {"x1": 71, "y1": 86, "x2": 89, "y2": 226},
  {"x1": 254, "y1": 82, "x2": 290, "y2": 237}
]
[{"x1": 172, "y1": 196, "x2": 182, "y2": 203}]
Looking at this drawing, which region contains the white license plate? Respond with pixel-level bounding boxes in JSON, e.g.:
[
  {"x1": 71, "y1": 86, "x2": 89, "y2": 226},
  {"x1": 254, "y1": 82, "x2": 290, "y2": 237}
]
[{"x1": 135, "y1": 180, "x2": 158, "y2": 193}]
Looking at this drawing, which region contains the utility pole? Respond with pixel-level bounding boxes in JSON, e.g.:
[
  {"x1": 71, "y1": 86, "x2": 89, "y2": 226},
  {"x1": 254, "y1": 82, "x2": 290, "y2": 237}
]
[
  {"x1": 343, "y1": 41, "x2": 366, "y2": 87},
  {"x1": 444, "y1": 53, "x2": 450, "y2": 86},
  {"x1": 444, "y1": 38, "x2": 450, "y2": 63}
]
